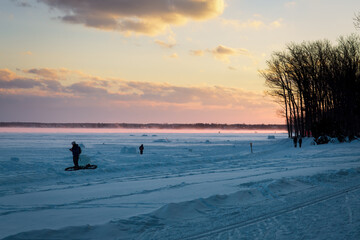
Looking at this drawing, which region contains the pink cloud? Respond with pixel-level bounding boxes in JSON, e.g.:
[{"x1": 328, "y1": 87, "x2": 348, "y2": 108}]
[{"x1": 0, "y1": 68, "x2": 282, "y2": 123}]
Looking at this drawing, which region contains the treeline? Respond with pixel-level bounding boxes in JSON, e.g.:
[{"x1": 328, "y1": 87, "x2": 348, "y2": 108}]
[
  {"x1": 262, "y1": 34, "x2": 360, "y2": 140},
  {"x1": 0, "y1": 122, "x2": 286, "y2": 130}
]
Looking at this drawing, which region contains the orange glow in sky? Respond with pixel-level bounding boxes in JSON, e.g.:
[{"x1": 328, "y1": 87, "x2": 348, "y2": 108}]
[{"x1": 0, "y1": 0, "x2": 358, "y2": 124}]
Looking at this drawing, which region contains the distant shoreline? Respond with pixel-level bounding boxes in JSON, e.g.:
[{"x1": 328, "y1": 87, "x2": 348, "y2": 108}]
[{"x1": 0, "y1": 122, "x2": 286, "y2": 130}]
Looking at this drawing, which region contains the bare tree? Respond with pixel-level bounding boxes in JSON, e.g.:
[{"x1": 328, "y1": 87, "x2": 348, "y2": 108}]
[{"x1": 262, "y1": 35, "x2": 360, "y2": 140}]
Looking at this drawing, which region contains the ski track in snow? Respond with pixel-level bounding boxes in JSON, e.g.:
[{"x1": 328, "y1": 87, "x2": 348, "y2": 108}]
[
  {"x1": 181, "y1": 183, "x2": 360, "y2": 240},
  {"x1": 0, "y1": 132, "x2": 360, "y2": 239}
]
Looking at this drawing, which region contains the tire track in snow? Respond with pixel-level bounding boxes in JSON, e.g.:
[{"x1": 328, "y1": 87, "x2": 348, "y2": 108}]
[
  {"x1": 0, "y1": 182, "x2": 188, "y2": 216},
  {"x1": 0, "y1": 165, "x2": 322, "y2": 217},
  {"x1": 181, "y1": 183, "x2": 360, "y2": 240}
]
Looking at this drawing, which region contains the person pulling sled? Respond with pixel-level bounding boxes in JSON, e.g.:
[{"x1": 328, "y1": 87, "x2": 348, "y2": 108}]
[
  {"x1": 65, "y1": 141, "x2": 97, "y2": 171},
  {"x1": 69, "y1": 141, "x2": 81, "y2": 169}
]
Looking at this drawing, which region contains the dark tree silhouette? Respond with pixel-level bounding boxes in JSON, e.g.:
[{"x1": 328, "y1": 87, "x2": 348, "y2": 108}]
[{"x1": 261, "y1": 35, "x2": 360, "y2": 141}]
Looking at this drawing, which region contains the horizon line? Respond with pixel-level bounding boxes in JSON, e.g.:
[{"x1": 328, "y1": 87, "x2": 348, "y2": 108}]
[{"x1": 0, "y1": 122, "x2": 286, "y2": 130}]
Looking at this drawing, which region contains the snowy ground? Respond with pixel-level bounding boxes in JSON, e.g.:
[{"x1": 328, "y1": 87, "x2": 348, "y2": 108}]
[{"x1": 0, "y1": 129, "x2": 360, "y2": 239}]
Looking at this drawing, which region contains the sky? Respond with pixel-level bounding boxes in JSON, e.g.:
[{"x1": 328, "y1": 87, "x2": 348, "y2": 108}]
[{"x1": 0, "y1": 0, "x2": 359, "y2": 124}]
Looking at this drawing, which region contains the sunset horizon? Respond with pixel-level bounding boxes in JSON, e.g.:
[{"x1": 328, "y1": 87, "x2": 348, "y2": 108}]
[
  {"x1": 1, "y1": 0, "x2": 359, "y2": 124},
  {"x1": 1, "y1": 2, "x2": 360, "y2": 237}
]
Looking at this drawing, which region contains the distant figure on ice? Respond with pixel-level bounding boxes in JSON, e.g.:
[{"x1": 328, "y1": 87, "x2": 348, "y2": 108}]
[
  {"x1": 298, "y1": 135, "x2": 302, "y2": 148},
  {"x1": 293, "y1": 136, "x2": 298, "y2": 148},
  {"x1": 139, "y1": 144, "x2": 144, "y2": 155},
  {"x1": 69, "y1": 141, "x2": 82, "y2": 168}
]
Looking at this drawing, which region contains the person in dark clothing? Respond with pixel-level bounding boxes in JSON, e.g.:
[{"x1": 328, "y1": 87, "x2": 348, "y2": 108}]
[
  {"x1": 293, "y1": 136, "x2": 298, "y2": 148},
  {"x1": 298, "y1": 135, "x2": 302, "y2": 148},
  {"x1": 139, "y1": 144, "x2": 144, "y2": 155},
  {"x1": 69, "y1": 141, "x2": 81, "y2": 168}
]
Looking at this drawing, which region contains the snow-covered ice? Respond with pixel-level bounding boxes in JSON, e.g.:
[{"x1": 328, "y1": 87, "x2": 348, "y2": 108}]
[{"x1": 0, "y1": 129, "x2": 360, "y2": 239}]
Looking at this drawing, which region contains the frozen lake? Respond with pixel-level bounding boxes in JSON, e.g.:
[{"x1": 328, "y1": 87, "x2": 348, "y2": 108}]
[{"x1": 1, "y1": 129, "x2": 360, "y2": 239}]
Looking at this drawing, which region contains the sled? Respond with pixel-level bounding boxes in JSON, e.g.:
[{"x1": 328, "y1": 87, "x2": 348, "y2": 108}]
[{"x1": 65, "y1": 164, "x2": 97, "y2": 171}]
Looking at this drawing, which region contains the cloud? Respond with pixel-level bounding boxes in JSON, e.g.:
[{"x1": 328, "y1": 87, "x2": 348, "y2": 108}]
[
  {"x1": 0, "y1": 69, "x2": 41, "y2": 89},
  {"x1": 155, "y1": 40, "x2": 176, "y2": 49},
  {"x1": 0, "y1": 68, "x2": 281, "y2": 123},
  {"x1": 190, "y1": 45, "x2": 250, "y2": 63},
  {"x1": 1, "y1": 68, "x2": 270, "y2": 108},
  {"x1": 0, "y1": 78, "x2": 41, "y2": 89},
  {"x1": 22, "y1": 68, "x2": 103, "y2": 84},
  {"x1": 0, "y1": 69, "x2": 68, "y2": 93},
  {"x1": 24, "y1": 68, "x2": 60, "y2": 79},
  {"x1": 41, "y1": 79, "x2": 66, "y2": 92},
  {"x1": 69, "y1": 82, "x2": 109, "y2": 95},
  {"x1": 209, "y1": 45, "x2": 250, "y2": 63},
  {"x1": 38, "y1": 0, "x2": 225, "y2": 36},
  {"x1": 189, "y1": 50, "x2": 204, "y2": 56},
  {"x1": 0, "y1": 69, "x2": 17, "y2": 81}
]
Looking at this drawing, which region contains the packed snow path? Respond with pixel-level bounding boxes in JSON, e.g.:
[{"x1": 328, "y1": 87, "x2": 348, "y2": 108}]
[
  {"x1": 182, "y1": 181, "x2": 360, "y2": 240},
  {"x1": 0, "y1": 131, "x2": 359, "y2": 239}
]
